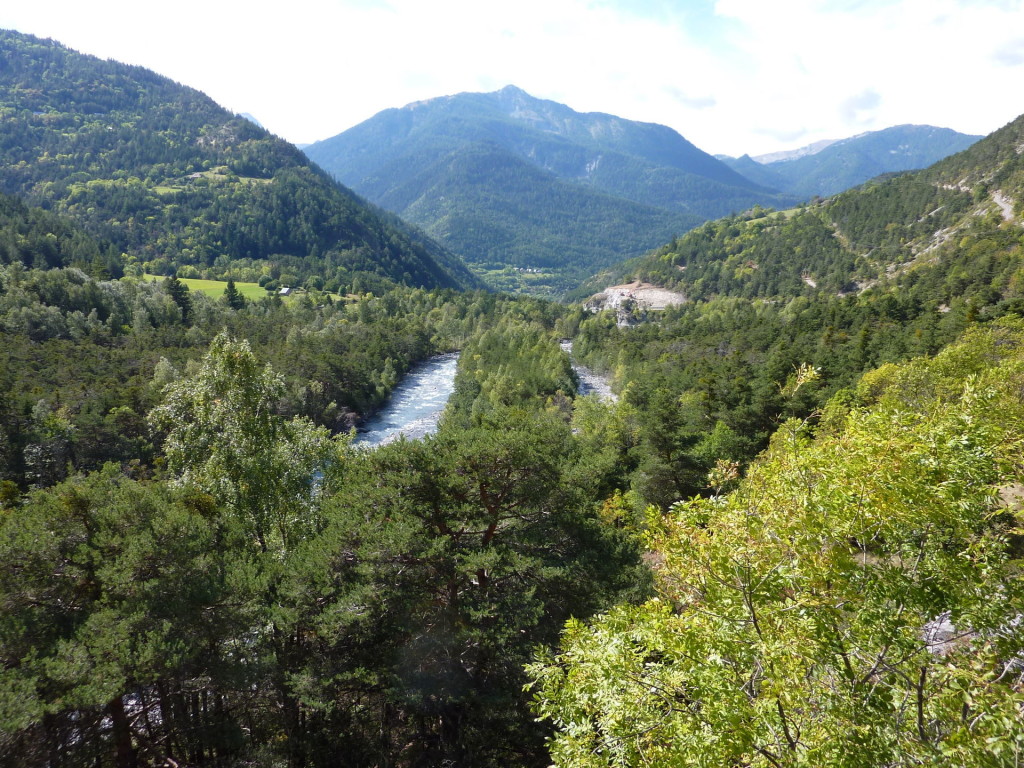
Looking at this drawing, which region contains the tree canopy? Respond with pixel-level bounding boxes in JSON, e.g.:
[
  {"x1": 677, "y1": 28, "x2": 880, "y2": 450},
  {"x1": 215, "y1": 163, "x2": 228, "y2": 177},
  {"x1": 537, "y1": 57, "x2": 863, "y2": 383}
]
[{"x1": 529, "y1": 320, "x2": 1024, "y2": 767}]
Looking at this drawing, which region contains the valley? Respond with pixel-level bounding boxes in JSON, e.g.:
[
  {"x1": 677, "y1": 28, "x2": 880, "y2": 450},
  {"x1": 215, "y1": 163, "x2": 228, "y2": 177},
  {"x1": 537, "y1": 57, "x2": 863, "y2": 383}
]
[
  {"x1": 303, "y1": 85, "x2": 795, "y2": 295},
  {"x1": 1, "y1": 26, "x2": 1023, "y2": 768},
  {"x1": 304, "y1": 89, "x2": 980, "y2": 298}
]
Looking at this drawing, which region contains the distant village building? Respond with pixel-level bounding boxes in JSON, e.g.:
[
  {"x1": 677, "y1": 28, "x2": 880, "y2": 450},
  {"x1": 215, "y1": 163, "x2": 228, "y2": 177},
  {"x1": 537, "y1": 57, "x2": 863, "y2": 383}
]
[{"x1": 278, "y1": 287, "x2": 292, "y2": 296}]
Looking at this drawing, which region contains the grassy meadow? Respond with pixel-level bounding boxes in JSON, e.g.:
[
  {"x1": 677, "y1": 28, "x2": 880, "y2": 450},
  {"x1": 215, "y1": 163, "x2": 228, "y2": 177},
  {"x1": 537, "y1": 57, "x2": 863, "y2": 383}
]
[{"x1": 143, "y1": 274, "x2": 270, "y2": 301}]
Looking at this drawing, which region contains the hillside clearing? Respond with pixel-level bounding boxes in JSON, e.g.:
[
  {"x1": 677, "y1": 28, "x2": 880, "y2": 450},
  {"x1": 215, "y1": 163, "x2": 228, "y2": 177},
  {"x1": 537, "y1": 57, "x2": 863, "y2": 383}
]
[{"x1": 143, "y1": 275, "x2": 269, "y2": 301}]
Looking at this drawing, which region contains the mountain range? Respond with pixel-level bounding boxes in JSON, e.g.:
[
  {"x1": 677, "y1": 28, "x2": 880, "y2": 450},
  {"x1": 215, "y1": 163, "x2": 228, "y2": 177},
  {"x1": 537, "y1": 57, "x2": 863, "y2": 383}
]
[
  {"x1": 721, "y1": 124, "x2": 981, "y2": 199},
  {"x1": 305, "y1": 87, "x2": 982, "y2": 296},
  {"x1": 0, "y1": 29, "x2": 998, "y2": 302},
  {"x1": 3, "y1": 25, "x2": 1024, "y2": 767},
  {"x1": 577, "y1": 112, "x2": 1021, "y2": 319},
  {"x1": 0, "y1": 29, "x2": 477, "y2": 293},
  {"x1": 303, "y1": 85, "x2": 797, "y2": 294}
]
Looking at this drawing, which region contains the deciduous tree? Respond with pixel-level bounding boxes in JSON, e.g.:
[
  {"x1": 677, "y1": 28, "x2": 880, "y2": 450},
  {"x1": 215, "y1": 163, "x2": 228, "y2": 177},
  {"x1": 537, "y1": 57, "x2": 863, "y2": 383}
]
[{"x1": 529, "y1": 322, "x2": 1024, "y2": 767}]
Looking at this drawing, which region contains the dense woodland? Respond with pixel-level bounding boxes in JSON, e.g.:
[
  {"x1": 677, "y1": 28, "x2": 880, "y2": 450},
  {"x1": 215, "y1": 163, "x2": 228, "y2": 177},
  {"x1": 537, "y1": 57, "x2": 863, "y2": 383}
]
[
  {"x1": 0, "y1": 31, "x2": 476, "y2": 294},
  {"x1": 0, "y1": 251, "x2": 651, "y2": 765},
  {"x1": 1, "y1": 26, "x2": 1024, "y2": 768},
  {"x1": 532, "y1": 320, "x2": 1024, "y2": 766}
]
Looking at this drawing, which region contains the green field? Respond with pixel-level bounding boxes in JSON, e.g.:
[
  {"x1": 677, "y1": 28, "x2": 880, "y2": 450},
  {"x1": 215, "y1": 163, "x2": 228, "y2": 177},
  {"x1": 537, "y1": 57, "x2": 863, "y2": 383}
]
[{"x1": 143, "y1": 274, "x2": 269, "y2": 300}]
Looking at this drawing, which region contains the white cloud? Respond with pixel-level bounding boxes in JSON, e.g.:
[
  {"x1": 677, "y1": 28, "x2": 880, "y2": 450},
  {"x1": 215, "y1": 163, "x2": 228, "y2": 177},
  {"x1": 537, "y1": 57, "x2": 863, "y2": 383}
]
[
  {"x1": 1, "y1": 0, "x2": 1022, "y2": 156},
  {"x1": 665, "y1": 87, "x2": 718, "y2": 110},
  {"x1": 994, "y1": 37, "x2": 1024, "y2": 66},
  {"x1": 839, "y1": 89, "x2": 882, "y2": 128}
]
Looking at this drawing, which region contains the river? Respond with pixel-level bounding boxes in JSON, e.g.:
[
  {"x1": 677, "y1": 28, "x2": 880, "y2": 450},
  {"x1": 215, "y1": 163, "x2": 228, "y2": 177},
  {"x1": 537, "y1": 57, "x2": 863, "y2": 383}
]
[
  {"x1": 560, "y1": 341, "x2": 617, "y2": 402},
  {"x1": 355, "y1": 343, "x2": 614, "y2": 448},
  {"x1": 354, "y1": 353, "x2": 460, "y2": 447}
]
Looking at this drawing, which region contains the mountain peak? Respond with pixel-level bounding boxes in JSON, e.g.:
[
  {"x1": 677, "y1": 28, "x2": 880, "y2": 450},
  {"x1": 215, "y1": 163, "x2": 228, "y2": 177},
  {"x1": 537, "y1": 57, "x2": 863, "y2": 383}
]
[
  {"x1": 726, "y1": 124, "x2": 983, "y2": 199},
  {"x1": 497, "y1": 84, "x2": 529, "y2": 97},
  {"x1": 404, "y1": 85, "x2": 536, "y2": 114},
  {"x1": 752, "y1": 139, "x2": 838, "y2": 165},
  {"x1": 304, "y1": 87, "x2": 793, "y2": 295}
]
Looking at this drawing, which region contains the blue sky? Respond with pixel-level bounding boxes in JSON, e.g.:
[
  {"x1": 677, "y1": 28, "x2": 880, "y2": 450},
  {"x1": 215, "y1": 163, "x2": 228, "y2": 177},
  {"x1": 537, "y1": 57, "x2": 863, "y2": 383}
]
[{"x1": 2, "y1": 0, "x2": 1022, "y2": 156}]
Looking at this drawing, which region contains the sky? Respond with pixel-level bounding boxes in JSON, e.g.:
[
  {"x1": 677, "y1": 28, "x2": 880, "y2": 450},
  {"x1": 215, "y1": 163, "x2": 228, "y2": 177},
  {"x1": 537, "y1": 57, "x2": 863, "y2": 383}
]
[{"x1": 2, "y1": 0, "x2": 1023, "y2": 157}]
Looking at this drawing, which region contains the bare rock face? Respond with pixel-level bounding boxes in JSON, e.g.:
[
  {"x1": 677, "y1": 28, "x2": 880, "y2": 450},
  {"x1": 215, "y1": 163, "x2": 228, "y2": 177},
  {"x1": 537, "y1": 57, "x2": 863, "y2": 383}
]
[
  {"x1": 585, "y1": 281, "x2": 686, "y2": 312},
  {"x1": 584, "y1": 281, "x2": 687, "y2": 326},
  {"x1": 923, "y1": 611, "x2": 960, "y2": 656}
]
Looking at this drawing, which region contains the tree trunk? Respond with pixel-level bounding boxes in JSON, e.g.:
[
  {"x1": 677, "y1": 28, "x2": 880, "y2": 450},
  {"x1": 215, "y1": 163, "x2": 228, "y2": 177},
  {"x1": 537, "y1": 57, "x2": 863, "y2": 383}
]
[{"x1": 108, "y1": 695, "x2": 138, "y2": 768}]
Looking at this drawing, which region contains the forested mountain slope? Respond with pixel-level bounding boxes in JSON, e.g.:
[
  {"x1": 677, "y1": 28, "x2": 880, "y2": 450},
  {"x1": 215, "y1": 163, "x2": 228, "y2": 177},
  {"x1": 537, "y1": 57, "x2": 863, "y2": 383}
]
[
  {"x1": 304, "y1": 85, "x2": 795, "y2": 294},
  {"x1": 0, "y1": 30, "x2": 477, "y2": 292},
  {"x1": 519, "y1": 120, "x2": 1024, "y2": 766},
  {"x1": 581, "y1": 111, "x2": 1022, "y2": 311},
  {"x1": 722, "y1": 124, "x2": 981, "y2": 199},
  {"x1": 372, "y1": 140, "x2": 701, "y2": 277},
  {"x1": 0, "y1": 189, "x2": 119, "y2": 275},
  {"x1": 559, "y1": 111, "x2": 1024, "y2": 513}
]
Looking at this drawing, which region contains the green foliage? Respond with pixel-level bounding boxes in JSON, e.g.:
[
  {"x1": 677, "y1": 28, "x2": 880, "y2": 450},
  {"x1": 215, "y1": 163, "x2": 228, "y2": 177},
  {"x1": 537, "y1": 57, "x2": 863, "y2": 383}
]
[
  {"x1": 162, "y1": 274, "x2": 192, "y2": 323},
  {"x1": 0, "y1": 191, "x2": 120, "y2": 274},
  {"x1": 563, "y1": 113, "x2": 1024, "y2": 510},
  {"x1": 149, "y1": 332, "x2": 333, "y2": 551},
  {"x1": 445, "y1": 313, "x2": 576, "y2": 424},
  {"x1": 3, "y1": 43, "x2": 1024, "y2": 766},
  {"x1": 0, "y1": 241, "x2": 537, "y2": 489},
  {"x1": 0, "y1": 30, "x2": 476, "y2": 292},
  {"x1": 529, "y1": 321, "x2": 1024, "y2": 766},
  {"x1": 222, "y1": 277, "x2": 244, "y2": 309},
  {"x1": 0, "y1": 321, "x2": 650, "y2": 766},
  {"x1": 286, "y1": 408, "x2": 649, "y2": 765},
  {"x1": 0, "y1": 468, "x2": 251, "y2": 766}
]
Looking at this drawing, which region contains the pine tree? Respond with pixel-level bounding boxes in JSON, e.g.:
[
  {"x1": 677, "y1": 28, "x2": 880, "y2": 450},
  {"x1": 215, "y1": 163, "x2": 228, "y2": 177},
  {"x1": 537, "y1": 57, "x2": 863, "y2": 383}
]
[
  {"x1": 163, "y1": 274, "x2": 192, "y2": 323},
  {"x1": 224, "y1": 278, "x2": 244, "y2": 310}
]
